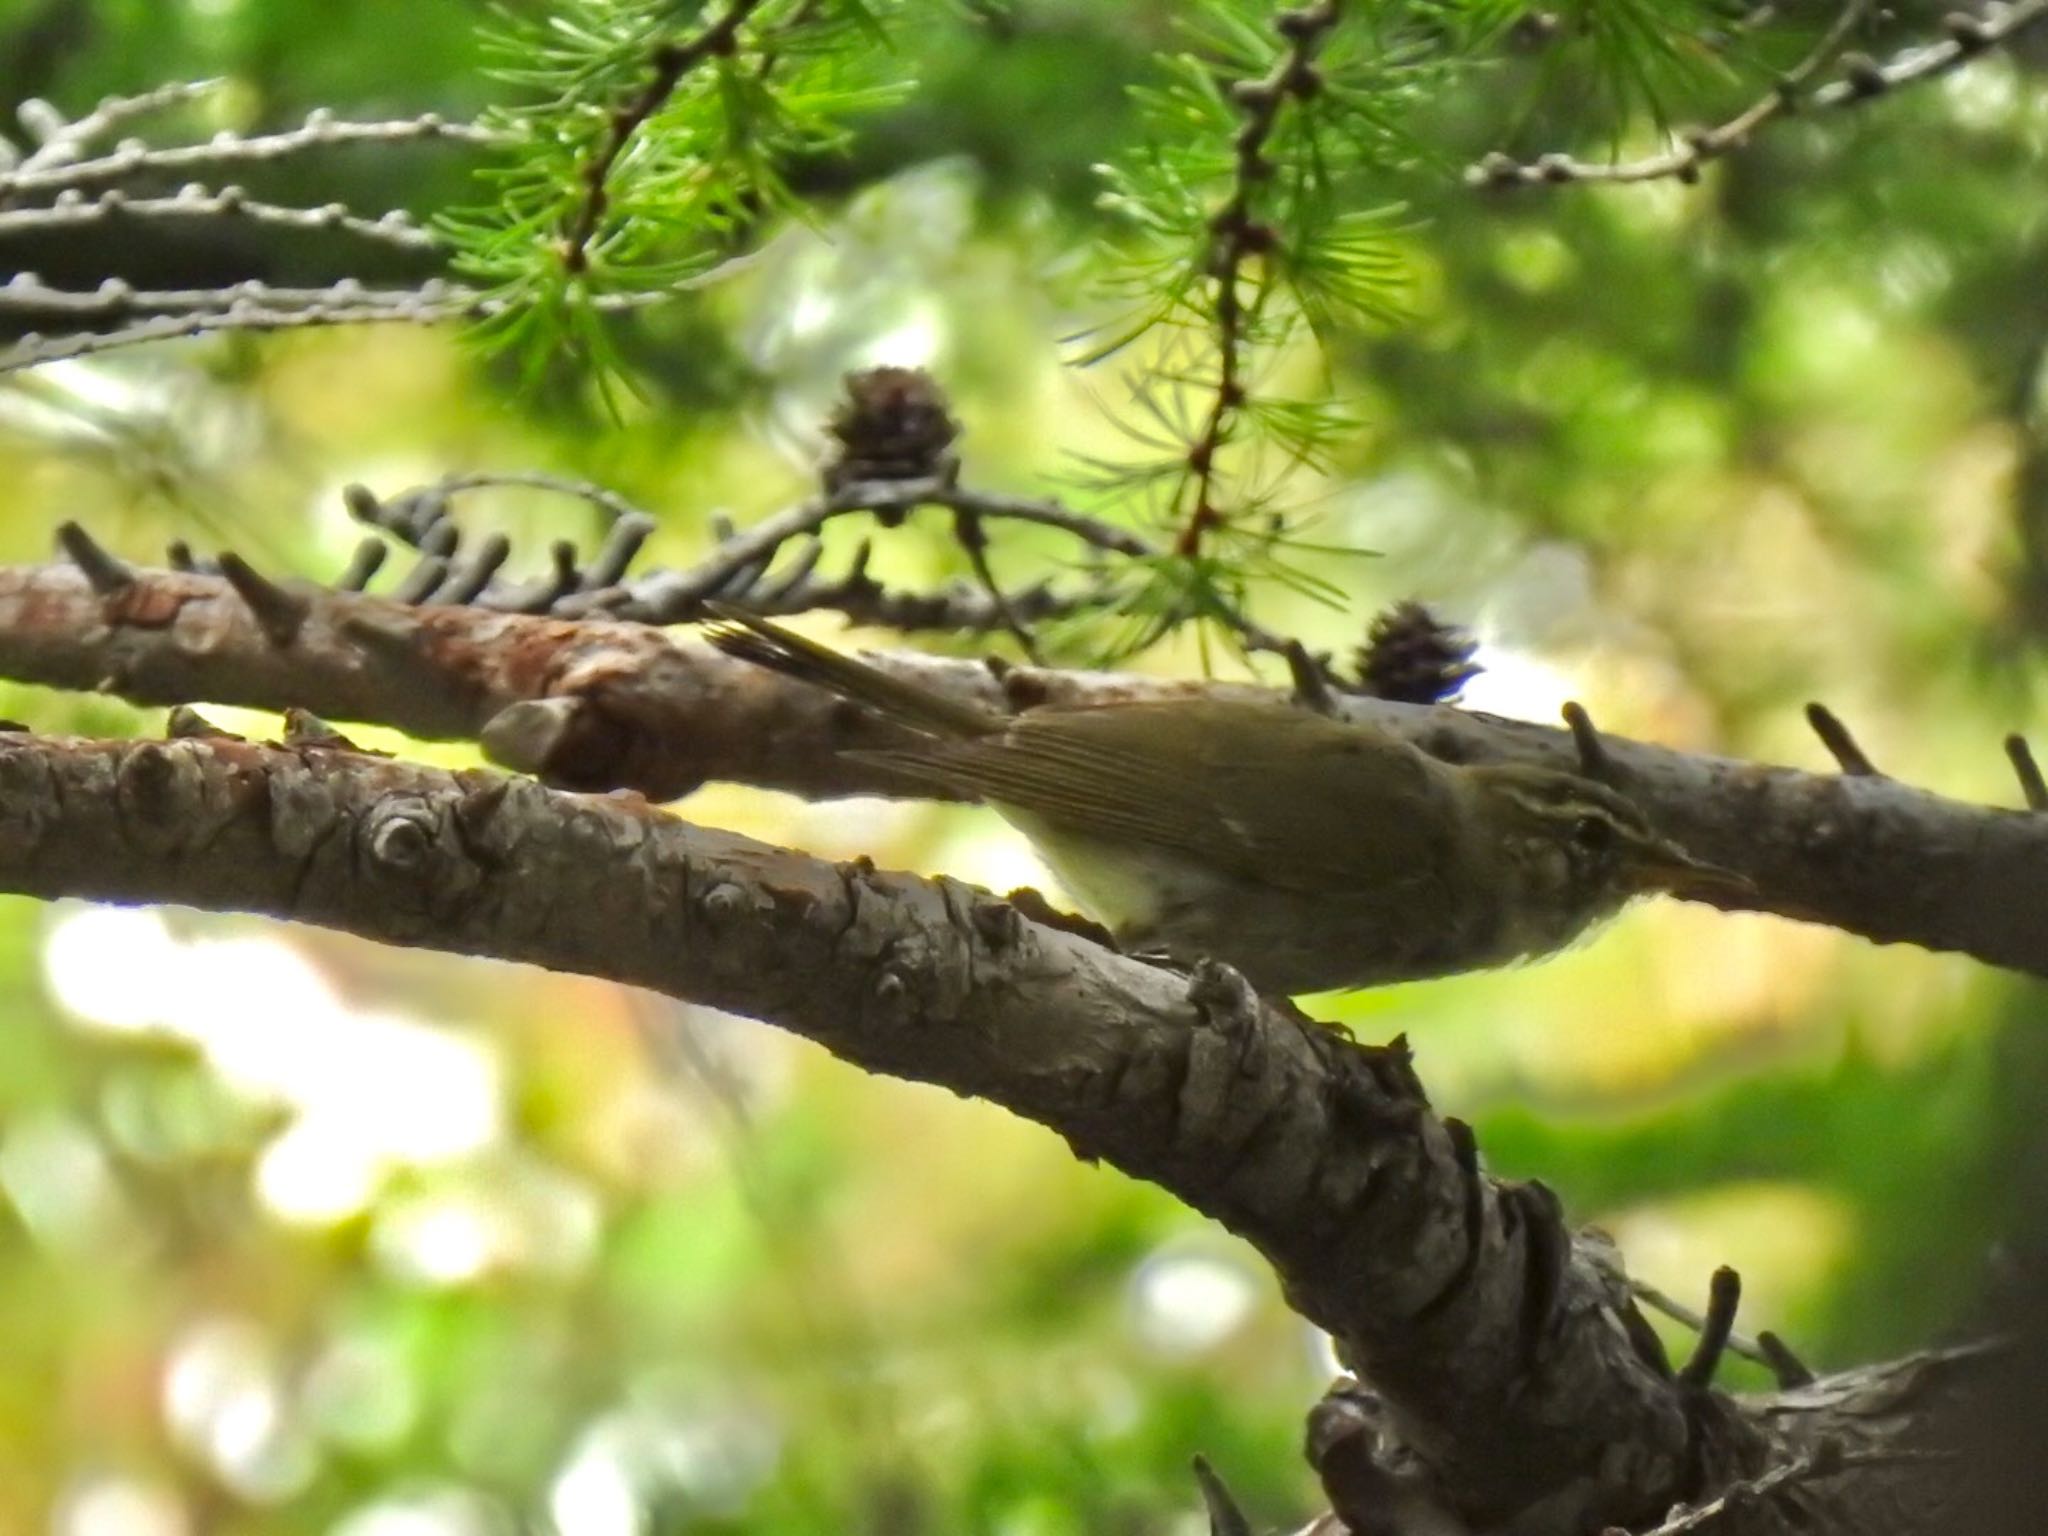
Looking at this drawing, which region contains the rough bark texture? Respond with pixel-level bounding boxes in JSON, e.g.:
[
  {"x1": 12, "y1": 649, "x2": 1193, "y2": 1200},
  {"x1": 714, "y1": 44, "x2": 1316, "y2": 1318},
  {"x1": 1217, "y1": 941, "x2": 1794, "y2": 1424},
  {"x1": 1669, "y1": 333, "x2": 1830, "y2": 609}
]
[
  {"x1": 0, "y1": 728, "x2": 1990, "y2": 1535},
  {"x1": 1, "y1": 560, "x2": 2044, "y2": 979}
]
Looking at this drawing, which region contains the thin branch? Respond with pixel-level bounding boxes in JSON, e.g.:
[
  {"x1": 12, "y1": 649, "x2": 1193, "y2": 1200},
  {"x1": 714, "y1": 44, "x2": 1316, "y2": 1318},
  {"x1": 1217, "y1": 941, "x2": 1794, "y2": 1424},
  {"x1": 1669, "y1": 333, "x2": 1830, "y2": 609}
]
[
  {"x1": 921, "y1": 481, "x2": 1154, "y2": 559},
  {"x1": 950, "y1": 507, "x2": 1044, "y2": 662},
  {"x1": 556, "y1": 0, "x2": 772, "y2": 276},
  {"x1": 341, "y1": 472, "x2": 1153, "y2": 626},
  {"x1": 1805, "y1": 2, "x2": 2048, "y2": 107},
  {"x1": 564, "y1": 476, "x2": 1154, "y2": 622},
  {"x1": 0, "y1": 297, "x2": 472, "y2": 373},
  {"x1": 400, "y1": 471, "x2": 652, "y2": 531},
  {"x1": 1176, "y1": 0, "x2": 1343, "y2": 559},
  {"x1": 0, "y1": 274, "x2": 459, "y2": 317},
  {"x1": 0, "y1": 110, "x2": 500, "y2": 199},
  {"x1": 0, "y1": 186, "x2": 439, "y2": 252},
  {"x1": 334, "y1": 539, "x2": 388, "y2": 593},
  {"x1": 340, "y1": 479, "x2": 1105, "y2": 634},
  {"x1": 1630, "y1": 1452, "x2": 1831, "y2": 1536},
  {"x1": 1472, "y1": 0, "x2": 1872, "y2": 188},
  {"x1": 390, "y1": 553, "x2": 450, "y2": 605},
  {"x1": 1471, "y1": 0, "x2": 2048, "y2": 189},
  {"x1": 0, "y1": 262, "x2": 754, "y2": 374},
  {"x1": 14, "y1": 78, "x2": 226, "y2": 173}
]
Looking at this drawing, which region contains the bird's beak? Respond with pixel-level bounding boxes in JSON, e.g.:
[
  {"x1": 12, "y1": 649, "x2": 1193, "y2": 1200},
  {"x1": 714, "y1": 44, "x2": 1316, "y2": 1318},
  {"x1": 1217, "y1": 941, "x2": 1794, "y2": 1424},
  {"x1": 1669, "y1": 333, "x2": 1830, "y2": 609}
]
[{"x1": 1626, "y1": 838, "x2": 1755, "y2": 904}]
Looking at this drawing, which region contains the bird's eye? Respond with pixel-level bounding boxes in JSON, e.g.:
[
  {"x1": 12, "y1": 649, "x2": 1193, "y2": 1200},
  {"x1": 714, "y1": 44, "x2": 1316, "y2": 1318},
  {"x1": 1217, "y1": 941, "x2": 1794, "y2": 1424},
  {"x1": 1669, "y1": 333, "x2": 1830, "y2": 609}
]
[{"x1": 1571, "y1": 814, "x2": 1616, "y2": 853}]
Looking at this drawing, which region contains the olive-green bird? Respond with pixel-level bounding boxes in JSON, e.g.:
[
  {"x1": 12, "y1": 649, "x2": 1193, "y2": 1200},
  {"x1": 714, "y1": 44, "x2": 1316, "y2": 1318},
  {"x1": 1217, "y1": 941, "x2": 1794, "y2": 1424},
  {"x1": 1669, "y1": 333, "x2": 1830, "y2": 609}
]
[{"x1": 705, "y1": 608, "x2": 1742, "y2": 995}]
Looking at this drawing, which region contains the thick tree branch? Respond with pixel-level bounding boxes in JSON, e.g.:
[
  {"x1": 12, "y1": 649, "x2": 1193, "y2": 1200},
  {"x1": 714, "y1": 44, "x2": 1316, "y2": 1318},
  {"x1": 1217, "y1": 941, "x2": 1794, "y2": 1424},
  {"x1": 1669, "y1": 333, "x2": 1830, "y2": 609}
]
[
  {"x1": 0, "y1": 727, "x2": 1681, "y2": 1529},
  {"x1": 0, "y1": 559, "x2": 2042, "y2": 981},
  {"x1": 0, "y1": 728, "x2": 1993, "y2": 1534}
]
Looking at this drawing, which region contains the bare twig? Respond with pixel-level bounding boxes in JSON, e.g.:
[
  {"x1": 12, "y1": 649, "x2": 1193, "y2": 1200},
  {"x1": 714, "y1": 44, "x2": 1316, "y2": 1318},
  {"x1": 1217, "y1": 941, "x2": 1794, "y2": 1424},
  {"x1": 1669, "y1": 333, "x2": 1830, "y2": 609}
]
[
  {"x1": 1562, "y1": 699, "x2": 1617, "y2": 781},
  {"x1": 215, "y1": 552, "x2": 309, "y2": 647},
  {"x1": 14, "y1": 78, "x2": 226, "y2": 173},
  {"x1": 54, "y1": 521, "x2": 136, "y2": 596},
  {"x1": 570, "y1": 477, "x2": 1157, "y2": 631},
  {"x1": 573, "y1": 514, "x2": 657, "y2": 594},
  {"x1": 0, "y1": 274, "x2": 458, "y2": 317},
  {"x1": 334, "y1": 539, "x2": 388, "y2": 593},
  {"x1": 1285, "y1": 639, "x2": 1340, "y2": 715},
  {"x1": 950, "y1": 508, "x2": 1043, "y2": 662},
  {"x1": 1806, "y1": 702, "x2": 1880, "y2": 776},
  {"x1": 0, "y1": 110, "x2": 499, "y2": 200},
  {"x1": 1629, "y1": 1277, "x2": 1776, "y2": 1373},
  {"x1": 1472, "y1": 0, "x2": 1872, "y2": 188},
  {"x1": 1175, "y1": 0, "x2": 1343, "y2": 560},
  {"x1": 1804, "y1": 2, "x2": 2047, "y2": 107},
  {"x1": 0, "y1": 297, "x2": 470, "y2": 373},
  {"x1": 338, "y1": 478, "x2": 1106, "y2": 635},
  {"x1": 349, "y1": 471, "x2": 1151, "y2": 632},
  {"x1": 387, "y1": 472, "x2": 654, "y2": 533},
  {"x1": 390, "y1": 554, "x2": 450, "y2": 606},
  {"x1": 1756, "y1": 1329, "x2": 1817, "y2": 1389},
  {"x1": 921, "y1": 481, "x2": 1153, "y2": 558},
  {"x1": 1678, "y1": 1266, "x2": 1743, "y2": 1389},
  {"x1": 1471, "y1": 0, "x2": 2048, "y2": 189},
  {"x1": 0, "y1": 185, "x2": 438, "y2": 252},
  {"x1": 0, "y1": 263, "x2": 753, "y2": 374},
  {"x1": 2005, "y1": 733, "x2": 2048, "y2": 811}
]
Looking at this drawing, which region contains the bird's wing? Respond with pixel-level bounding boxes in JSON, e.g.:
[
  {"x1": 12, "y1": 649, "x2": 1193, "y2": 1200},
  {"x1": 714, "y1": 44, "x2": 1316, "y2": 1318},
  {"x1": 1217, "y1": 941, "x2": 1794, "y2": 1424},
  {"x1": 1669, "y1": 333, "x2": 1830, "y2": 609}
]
[
  {"x1": 702, "y1": 604, "x2": 996, "y2": 738},
  {"x1": 858, "y1": 701, "x2": 1459, "y2": 895}
]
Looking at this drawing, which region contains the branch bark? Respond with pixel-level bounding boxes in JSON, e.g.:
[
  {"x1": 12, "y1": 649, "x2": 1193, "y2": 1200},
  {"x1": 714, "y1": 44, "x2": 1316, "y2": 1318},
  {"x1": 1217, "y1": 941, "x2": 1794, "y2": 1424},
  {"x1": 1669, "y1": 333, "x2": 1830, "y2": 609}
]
[
  {"x1": 2, "y1": 559, "x2": 2044, "y2": 979},
  {"x1": 0, "y1": 728, "x2": 1993, "y2": 1535}
]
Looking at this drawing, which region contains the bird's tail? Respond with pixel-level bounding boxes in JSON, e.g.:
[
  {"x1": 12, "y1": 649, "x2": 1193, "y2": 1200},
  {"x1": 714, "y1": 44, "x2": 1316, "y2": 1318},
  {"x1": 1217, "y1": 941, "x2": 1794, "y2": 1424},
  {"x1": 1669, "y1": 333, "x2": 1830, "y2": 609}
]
[{"x1": 700, "y1": 603, "x2": 997, "y2": 739}]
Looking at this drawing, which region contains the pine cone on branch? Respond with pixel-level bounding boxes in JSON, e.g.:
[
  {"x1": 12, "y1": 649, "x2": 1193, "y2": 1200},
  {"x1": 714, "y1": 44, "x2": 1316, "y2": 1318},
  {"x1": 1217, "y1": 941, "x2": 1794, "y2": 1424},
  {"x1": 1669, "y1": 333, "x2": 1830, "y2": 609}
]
[{"x1": 1352, "y1": 601, "x2": 1481, "y2": 705}]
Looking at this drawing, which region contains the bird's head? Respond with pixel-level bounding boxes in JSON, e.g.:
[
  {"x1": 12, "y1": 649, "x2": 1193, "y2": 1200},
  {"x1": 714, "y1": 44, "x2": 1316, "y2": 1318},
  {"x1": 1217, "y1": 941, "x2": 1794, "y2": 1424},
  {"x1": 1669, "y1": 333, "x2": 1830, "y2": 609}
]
[{"x1": 1465, "y1": 764, "x2": 1750, "y2": 953}]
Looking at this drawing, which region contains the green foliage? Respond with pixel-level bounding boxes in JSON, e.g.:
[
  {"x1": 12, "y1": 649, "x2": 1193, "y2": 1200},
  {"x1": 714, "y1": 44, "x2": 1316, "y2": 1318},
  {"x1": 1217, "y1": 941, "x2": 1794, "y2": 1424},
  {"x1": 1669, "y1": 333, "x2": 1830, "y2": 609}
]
[
  {"x1": 442, "y1": 0, "x2": 910, "y2": 405},
  {"x1": 1551, "y1": 0, "x2": 1734, "y2": 125},
  {"x1": 1069, "y1": 0, "x2": 1471, "y2": 655}
]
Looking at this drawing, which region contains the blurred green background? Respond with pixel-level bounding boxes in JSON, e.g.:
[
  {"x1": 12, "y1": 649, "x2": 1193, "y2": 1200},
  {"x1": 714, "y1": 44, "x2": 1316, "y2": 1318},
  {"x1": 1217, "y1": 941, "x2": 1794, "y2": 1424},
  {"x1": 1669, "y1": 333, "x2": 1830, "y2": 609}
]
[{"x1": 2, "y1": 1, "x2": 2046, "y2": 1533}]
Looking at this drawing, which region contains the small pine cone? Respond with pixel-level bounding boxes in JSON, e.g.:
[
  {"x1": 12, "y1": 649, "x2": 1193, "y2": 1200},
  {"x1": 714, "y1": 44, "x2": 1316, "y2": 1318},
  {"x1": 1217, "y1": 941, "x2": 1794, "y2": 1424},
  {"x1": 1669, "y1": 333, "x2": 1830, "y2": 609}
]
[
  {"x1": 826, "y1": 366, "x2": 960, "y2": 485},
  {"x1": 1353, "y1": 601, "x2": 1481, "y2": 704}
]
